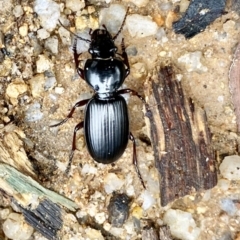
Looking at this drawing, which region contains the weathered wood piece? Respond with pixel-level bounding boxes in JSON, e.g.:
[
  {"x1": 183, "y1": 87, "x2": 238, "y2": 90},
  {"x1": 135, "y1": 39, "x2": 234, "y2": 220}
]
[
  {"x1": 229, "y1": 42, "x2": 240, "y2": 132},
  {"x1": 0, "y1": 163, "x2": 78, "y2": 211},
  {"x1": 159, "y1": 225, "x2": 172, "y2": 240},
  {"x1": 144, "y1": 66, "x2": 217, "y2": 206},
  {"x1": 173, "y1": 0, "x2": 226, "y2": 38},
  {"x1": 0, "y1": 163, "x2": 78, "y2": 239}
]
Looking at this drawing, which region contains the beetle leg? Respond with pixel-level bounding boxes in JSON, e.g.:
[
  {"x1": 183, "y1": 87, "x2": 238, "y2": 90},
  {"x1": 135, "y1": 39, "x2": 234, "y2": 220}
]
[
  {"x1": 73, "y1": 38, "x2": 85, "y2": 79},
  {"x1": 50, "y1": 98, "x2": 90, "y2": 127},
  {"x1": 129, "y1": 132, "x2": 146, "y2": 189},
  {"x1": 66, "y1": 121, "x2": 84, "y2": 174},
  {"x1": 121, "y1": 38, "x2": 130, "y2": 77},
  {"x1": 117, "y1": 88, "x2": 150, "y2": 108}
]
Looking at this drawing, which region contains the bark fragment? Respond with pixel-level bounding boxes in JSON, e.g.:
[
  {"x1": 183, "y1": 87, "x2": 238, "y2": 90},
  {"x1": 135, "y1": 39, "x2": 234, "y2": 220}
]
[{"x1": 144, "y1": 65, "x2": 217, "y2": 206}]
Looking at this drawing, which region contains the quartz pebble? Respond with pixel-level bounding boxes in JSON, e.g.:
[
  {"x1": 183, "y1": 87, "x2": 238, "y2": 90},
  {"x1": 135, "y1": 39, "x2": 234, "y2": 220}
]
[
  {"x1": 34, "y1": 0, "x2": 60, "y2": 32},
  {"x1": 163, "y1": 209, "x2": 201, "y2": 240},
  {"x1": 36, "y1": 55, "x2": 53, "y2": 73},
  {"x1": 66, "y1": 0, "x2": 85, "y2": 12},
  {"x1": 104, "y1": 173, "x2": 124, "y2": 194},
  {"x1": 44, "y1": 36, "x2": 58, "y2": 54},
  {"x1": 37, "y1": 28, "x2": 50, "y2": 40},
  {"x1": 220, "y1": 198, "x2": 237, "y2": 216},
  {"x1": 220, "y1": 155, "x2": 240, "y2": 180},
  {"x1": 126, "y1": 14, "x2": 158, "y2": 38},
  {"x1": 19, "y1": 24, "x2": 28, "y2": 37},
  {"x1": 29, "y1": 73, "x2": 45, "y2": 97},
  {"x1": 2, "y1": 213, "x2": 34, "y2": 240},
  {"x1": 13, "y1": 5, "x2": 24, "y2": 18},
  {"x1": 6, "y1": 81, "x2": 28, "y2": 105},
  {"x1": 178, "y1": 51, "x2": 208, "y2": 73},
  {"x1": 99, "y1": 4, "x2": 127, "y2": 35},
  {"x1": 58, "y1": 26, "x2": 71, "y2": 46},
  {"x1": 25, "y1": 102, "x2": 44, "y2": 122},
  {"x1": 127, "y1": 0, "x2": 149, "y2": 8}
]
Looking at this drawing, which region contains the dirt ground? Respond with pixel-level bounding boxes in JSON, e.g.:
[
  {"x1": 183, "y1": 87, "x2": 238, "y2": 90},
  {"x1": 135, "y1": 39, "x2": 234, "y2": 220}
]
[{"x1": 1, "y1": 0, "x2": 240, "y2": 239}]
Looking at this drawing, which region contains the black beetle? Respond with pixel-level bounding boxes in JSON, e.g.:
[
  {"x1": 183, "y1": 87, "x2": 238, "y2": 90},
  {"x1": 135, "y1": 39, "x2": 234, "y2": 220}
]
[{"x1": 51, "y1": 8, "x2": 147, "y2": 188}]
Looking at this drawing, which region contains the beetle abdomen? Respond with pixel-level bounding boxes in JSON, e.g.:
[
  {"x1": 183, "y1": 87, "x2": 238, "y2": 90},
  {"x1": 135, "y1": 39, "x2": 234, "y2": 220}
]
[{"x1": 84, "y1": 96, "x2": 129, "y2": 164}]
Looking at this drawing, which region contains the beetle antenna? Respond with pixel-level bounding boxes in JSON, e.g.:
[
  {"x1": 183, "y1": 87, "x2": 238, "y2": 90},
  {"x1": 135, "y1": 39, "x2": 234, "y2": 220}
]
[
  {"x1": 113, "y1": 7, "x2": 129, "y2": 41},
  {"x1": 58, "y1": 20, "x2": 91, "y2": 43}
]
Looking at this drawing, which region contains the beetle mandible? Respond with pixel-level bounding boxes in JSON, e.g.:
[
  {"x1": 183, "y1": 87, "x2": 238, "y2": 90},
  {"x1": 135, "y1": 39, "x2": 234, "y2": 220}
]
[{"x1": 51, "y1": 8, "x2": 147, "y2": 188}]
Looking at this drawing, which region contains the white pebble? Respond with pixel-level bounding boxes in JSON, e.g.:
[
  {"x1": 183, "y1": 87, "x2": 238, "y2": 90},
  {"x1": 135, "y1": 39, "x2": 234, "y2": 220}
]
[
  {"x1": 58, "y1": 26, "x2": 71, "y2": 46},
  {"x1": 25, "y1": 102, "x2": 44, "y2": 122},
  {"x1": 37, "y1": 28, "x2": 50, "y2": 40},
  {"x1": 220, "y1": 155, "x2": 240, "y2": 180},
  {"x1": 126, "y1": 14, "x2": 158, "y2": 38},
  {"x1": 178, "y1": 51, "x2": 208, "y2": 73},
  {"x1": 99, "y1": 4, "x2": 127, "y2": 35},
  {"x1": 81, "y1": 164, "x2": 97, "y2": 175},
  {"x1": 104, "y1": 173, "x2": 124, "y2": 194},
  {"x1": 34, "y1": 0, "x2": 60, "y2": 32},
  {"x1": 36, "y1": 54, "x2": 53, "y2": 73},
  {"x1": 2, "y1": 213, "x2": 34, "y2": 240},
  {"x1": 163, "y1": 209, "x2": 201, "y2": 240},
  {"x1": 19, "y1": 24, "x2": 28, "y2": 37},
  {"x1": 217, "y1": 179, "x2": 230, "y2": 191},
  {"x1": 128, "y1": 0, "x2": 149, "y2": 7},
  {"x1": 220, "y1": 198, "x2": 237, "y2": 216},
  {"x1": 0, "y1": 209, "x2": 10, "y2": 220},
  {"x1": 95, "y1": 212, "x2": 106, "y2": 224},
  {"x1": 44, "y1": 36, "x2": 58, "y2": 54},
  {"x1": 140, "y1": 190, "x2": 155, "y2": 210},
  {"x1": 54, "y1": 86, "x2": 65, "y2": 94},
  {"x1": 29, "y1": 73, "x2": 45, "y2": 97},
  {"x1": 13, "y1": 5, "x2": 24, "y2": 18},
  {"x1": 85, "y1": 228, "x2": 104, "y2": 240},
  {"x1": 66, "y1": 0, "x2": 85, "y2": 12}
]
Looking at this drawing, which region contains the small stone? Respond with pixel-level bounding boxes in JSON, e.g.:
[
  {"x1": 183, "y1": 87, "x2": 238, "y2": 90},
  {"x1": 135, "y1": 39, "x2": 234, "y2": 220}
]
[
  {"x1": 6, "y1": 81, "x2": 28, "y2": 105},
  {"x1": 0, "y1": 209, "x2": 10, "y2": 220},
  {"x1": 107, "y1": 192, "x2": 131, "y2": 227},
  {"x1": 127, "y1": 0, "x2": 149, "y2": 8},
  {"x1": 85, "y1": 228, "x2": 104, "y2": 240},
  {"x1": 13, "y1": 5, "x2": 24, "y2": 18},
  {"x1": 44, "y1": 76, "x2": 56, "y2": 90},
  {"x1": 220, "y1": 155, "x2": 240, "y2": 180},
  {"x1": 2, "y1": 213, "x2": 34, "y2": 240},
  {"x1": 153, "y1": 14, "x2": 165, "y2": 27},
  {"x1": 217, "y1": 179, "x2": 230, "y2": 191},
  {"x1": 44, "y1": 36, "x2": 58, "y2": 54},
  {"x1": 29, "y1": 73, "x2": 45, "y2": 98},
  {"x1": 54, "y1": 86, "x2": 65, "y2": 94},
  {"x1": 58, "y1": 26, "x2": 71, "y2": 46},
  {"x1": 178, "y1": 51, "x2": 208, "y2": 73},
  {"x1": 99, "y1": 5, "x2": 127, "y2": 34},
  {"x1": 165, "y1": 11, "x2": 178, "y2": 29},
  {"x1": 220, "y1": 198, "x2": 237, "y2": 216},
  {"x1": 36, "y1": 54, "x2": 53, "y2": 73},
  {"x1": 131, "y1": 206, "x2": 143, "y2": 219},
  {"x1": 0, "y1": 58, "x2": 12, "y2": 77},
  {"x1": 66, "y1": 0, "x2": 85, "y2": 12},
  {"x1": 104, "y1": 173, "x2": 124, "y2": 194},
  {"x1": 126, "y1": 14, "x2": 158, "y2": 38},
  {"x1": 37, "y1": 28, "x2": 50, "y2": 40},
  {"x1": 25, "y1": 102, "x2": 44, "y2": 122},
  {"x1": 131, "y1": 62, "x2": 147, "y2": 80},
  {"x1": 163, "y1": 209, "x2": 200, "y2": 240},
  {"x1": 34, "y1": 0, "x2": 60, "y2": 32},
  {"x1": 87, "y1": 6, "x2": 95, "y2": 14},
  {"x1": 140, "y1": 190, "x2": 155, "y2": 210}
]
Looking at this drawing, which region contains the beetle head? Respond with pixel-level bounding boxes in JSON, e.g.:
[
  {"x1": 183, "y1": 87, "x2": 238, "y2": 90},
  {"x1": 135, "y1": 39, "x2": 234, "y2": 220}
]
[{"x1": 89, "y1": 29, "x2": 117, "y2": 59}]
